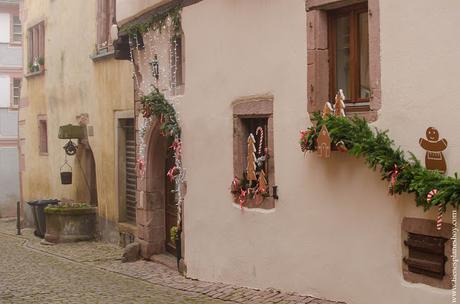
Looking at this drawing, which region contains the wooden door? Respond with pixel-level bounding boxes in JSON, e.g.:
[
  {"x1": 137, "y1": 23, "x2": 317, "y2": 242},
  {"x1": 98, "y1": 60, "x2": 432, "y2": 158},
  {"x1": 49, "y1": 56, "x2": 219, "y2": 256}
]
[
  {"x1": 165, "y1": 148, "x2": 178, "y2": 255},
  {"x1": 123, "y1": 120, "x2": 136, "y2": 223}
]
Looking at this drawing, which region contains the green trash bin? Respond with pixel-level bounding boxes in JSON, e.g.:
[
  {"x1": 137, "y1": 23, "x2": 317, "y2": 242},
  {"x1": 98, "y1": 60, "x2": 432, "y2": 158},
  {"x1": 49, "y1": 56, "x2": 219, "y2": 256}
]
[{"x1": 27, "y1": 199, "x2": 60, "y2": 238}]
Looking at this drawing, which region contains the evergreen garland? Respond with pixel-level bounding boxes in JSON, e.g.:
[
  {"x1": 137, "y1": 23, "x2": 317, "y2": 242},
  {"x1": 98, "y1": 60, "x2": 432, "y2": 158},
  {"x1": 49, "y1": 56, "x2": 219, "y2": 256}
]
[
  {"x1": 140, "y1": 88, "x2": 181, "y2": 138},
  {"x1": 122, "y1": 4, "x2": 182, "y2": 38},
  {"x1": 300, "y1": 113, "x2": 460, "y2": 213}
]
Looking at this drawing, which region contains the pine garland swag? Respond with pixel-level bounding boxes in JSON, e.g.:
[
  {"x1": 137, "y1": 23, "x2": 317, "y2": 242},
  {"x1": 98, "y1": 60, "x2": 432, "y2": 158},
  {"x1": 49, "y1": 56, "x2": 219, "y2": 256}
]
[
  {"x1": 140, "y1": 88, "x2": 181, "y2": 138},
  {"x1": 300, "y1": 113, "x2": 460, "y2": 213},
  {"x1": 121, "y1": 4, "x2": 182, "y2": 38}
]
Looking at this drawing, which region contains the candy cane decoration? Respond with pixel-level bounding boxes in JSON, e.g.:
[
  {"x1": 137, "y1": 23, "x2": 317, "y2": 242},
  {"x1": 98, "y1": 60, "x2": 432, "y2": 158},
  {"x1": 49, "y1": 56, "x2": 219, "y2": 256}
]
[
  {"x1": 427, "y1": 189, "x2": 438, "y2": 202},
  {"x1": 388, "y1": 164, "x2": 399, "y2": 195},
  {"x1": 255, "y1": 126, "x2": 264, "y2": 156},
  {"x1": 239, "y1": 189, "x2": 246, "y2": 209},
  {"x1": 427, "y1": 189, "x2": 443, "y2": 231},
  {"x1": 436, "y1": 206, "x2": 443, "y2": 231}
]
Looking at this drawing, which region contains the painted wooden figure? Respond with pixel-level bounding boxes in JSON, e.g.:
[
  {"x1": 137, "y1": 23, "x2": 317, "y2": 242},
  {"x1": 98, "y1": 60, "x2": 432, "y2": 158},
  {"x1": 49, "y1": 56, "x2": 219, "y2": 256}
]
[
  {"x1": 419, "y1": 127, "x2": 448, "y2": 174},
  {"x1": 322, "y1": 101, "x2": 333, "y2": 119},
  {"x1": 257, "y1": 170, "x2": 268, "y2": 193},
  {"x1": 334, "y1": 89, "x2": 346, "y2": 117}
]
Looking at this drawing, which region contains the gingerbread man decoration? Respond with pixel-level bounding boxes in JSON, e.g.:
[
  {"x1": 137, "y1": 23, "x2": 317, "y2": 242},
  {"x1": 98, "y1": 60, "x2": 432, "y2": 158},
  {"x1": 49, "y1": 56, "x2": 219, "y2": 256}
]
[{"x1": 419, "y1": 127, "x2": 448, "y2": 174}]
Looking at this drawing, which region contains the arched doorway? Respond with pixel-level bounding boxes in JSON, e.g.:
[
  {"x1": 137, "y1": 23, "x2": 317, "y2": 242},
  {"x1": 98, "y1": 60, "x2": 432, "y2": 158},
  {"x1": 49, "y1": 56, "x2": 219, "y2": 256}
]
[
  {"x1": 75, "y1": 144, "x2": 98, "y2": 206},
  {"x1": 137, "y1": 119, "x2": 178, "y2": 258}
]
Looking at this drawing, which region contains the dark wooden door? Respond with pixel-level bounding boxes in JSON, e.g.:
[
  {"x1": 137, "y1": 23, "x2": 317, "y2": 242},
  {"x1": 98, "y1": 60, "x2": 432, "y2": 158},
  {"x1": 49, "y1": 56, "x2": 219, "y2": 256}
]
[
  {"x1": 165, "y1": 149, "x2": 178, "y2": 255},
  {"x1": 123, "y1": 119, "x2": 137, "y2": 223}
]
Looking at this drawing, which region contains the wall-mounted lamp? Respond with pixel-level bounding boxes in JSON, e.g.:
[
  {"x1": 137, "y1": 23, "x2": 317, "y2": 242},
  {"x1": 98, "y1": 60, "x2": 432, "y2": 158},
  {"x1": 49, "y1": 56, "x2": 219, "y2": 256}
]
[{"x1": 149, "y1": 55, "x2": 159, "y2": 80}]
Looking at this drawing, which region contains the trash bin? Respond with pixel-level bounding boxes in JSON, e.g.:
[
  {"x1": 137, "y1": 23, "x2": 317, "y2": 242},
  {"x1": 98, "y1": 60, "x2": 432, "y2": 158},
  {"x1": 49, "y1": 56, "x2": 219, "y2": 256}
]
[{"x1": 27, "y1": 199, "x2": 60, "y2": 238}]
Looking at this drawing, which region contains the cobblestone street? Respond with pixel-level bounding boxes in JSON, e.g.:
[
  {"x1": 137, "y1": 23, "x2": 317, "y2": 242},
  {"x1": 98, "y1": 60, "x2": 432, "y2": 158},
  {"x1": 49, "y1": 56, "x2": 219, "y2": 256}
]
[
  {"x1": 0, "y1": 220, "x2": 342, "y2": 304},
  {"x1": 0, "y1": 223, "x2": 228, "y2": 303}
]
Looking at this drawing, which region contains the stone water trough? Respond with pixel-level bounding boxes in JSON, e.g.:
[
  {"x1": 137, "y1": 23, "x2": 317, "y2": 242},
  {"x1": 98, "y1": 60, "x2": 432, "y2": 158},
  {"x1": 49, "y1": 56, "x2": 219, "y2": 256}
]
[{"x1": 44, "y1": 206, "x2": 97, "y2": 243}]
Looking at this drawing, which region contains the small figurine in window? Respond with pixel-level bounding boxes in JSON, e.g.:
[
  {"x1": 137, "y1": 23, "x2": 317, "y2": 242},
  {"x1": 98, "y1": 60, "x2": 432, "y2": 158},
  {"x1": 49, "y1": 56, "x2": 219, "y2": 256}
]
[
  {"x1": 334, "y1": 89, "x2": 346, "y2": 117},
  {"x1": 322, "y1": 101, "x2": 333, "y2": 119}
]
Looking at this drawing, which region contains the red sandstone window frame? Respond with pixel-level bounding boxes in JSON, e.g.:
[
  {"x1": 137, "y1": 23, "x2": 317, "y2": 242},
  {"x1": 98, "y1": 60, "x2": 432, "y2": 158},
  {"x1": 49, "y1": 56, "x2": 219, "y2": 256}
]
[{"x1": 306, "y1": 0, "x2": 381, "y2": 121}]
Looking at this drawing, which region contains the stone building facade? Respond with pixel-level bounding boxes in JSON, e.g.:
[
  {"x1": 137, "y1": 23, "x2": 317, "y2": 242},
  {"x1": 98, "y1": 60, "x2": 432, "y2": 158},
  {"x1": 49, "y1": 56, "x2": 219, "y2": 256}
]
[{"x1": 19, "y1": 0, "x2": 135, "y2": 242}]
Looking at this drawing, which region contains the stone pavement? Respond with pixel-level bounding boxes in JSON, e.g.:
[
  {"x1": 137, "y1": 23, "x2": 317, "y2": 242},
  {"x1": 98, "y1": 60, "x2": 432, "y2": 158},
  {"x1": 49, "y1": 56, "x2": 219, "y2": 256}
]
[{"x1": 0, "y1": 219, "x2": 344, "y2": 304}]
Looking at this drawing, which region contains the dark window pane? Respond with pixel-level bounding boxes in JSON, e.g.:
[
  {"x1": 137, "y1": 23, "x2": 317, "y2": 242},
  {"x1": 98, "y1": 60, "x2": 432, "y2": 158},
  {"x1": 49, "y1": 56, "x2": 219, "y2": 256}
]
[
  {"x1": 335, "y1": 15, "x2": 350, "y2": 98},
  {"x1": 359, "y1": 12, "x2": 370, "y2": 99}
]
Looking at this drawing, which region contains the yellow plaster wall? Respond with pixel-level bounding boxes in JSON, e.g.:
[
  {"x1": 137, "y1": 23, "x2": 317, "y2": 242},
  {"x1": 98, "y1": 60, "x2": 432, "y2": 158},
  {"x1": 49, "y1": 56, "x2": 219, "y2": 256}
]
[{"x1": 20, "y1": 0, "x2": 134, "y2": 225}]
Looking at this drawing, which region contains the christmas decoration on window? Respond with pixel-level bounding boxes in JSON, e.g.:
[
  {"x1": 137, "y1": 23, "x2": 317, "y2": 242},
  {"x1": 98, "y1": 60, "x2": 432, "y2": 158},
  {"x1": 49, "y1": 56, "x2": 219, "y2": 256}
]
[
  {"x1": 230, "y1": 132, "x2": 270, "y2": 209},
  {"x1": 419, "y1": 127, "x2": 448, "y2": 174},
  {"x1": 301, "y1": 90, "x2": 348, "y2": 156},
  {"x1": 299, "y1": 96, "x2": 460, "y2": 216}
]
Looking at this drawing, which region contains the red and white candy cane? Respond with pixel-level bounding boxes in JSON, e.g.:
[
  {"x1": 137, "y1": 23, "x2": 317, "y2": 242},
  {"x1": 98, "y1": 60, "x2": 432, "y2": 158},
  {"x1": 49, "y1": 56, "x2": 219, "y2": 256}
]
[
  {"x1": 436, "y1": 206, "x2": 443, "y2": 231},
  {"x1": 427, "y1": 189, "x2": 438, "y2": 202},
  {"x1": 255, "y1": 127, "x2": 264, "y2": 156},
  {"x1": 427, "y1": 189, "x2": 443, "y2": 231}
]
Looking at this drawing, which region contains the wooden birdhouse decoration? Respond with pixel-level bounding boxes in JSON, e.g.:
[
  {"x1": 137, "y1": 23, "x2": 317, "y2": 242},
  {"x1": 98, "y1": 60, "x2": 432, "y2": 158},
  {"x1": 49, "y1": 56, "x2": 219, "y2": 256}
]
[{"x1": 317, "y1": 125, "x2": 331, "y2": 158}]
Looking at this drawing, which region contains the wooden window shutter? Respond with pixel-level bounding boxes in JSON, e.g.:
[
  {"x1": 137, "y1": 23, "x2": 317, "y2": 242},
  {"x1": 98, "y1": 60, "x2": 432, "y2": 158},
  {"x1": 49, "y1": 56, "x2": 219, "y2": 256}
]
[
  {"x1": 108, "y1": 0, "x2": 115, "y2": 45},
  {"x1": 404, "y1": 233, "x2": 448, "y2": 279},
  {"x1": 96, "y1": 0, "x2": 104, "y2": 46},
  {"x1": 98, "y1": 0, "x2": 109, "y2": 47},
  {"x1": 33, "y1": 27, "x2": 38, "y2": 62},
  {"x1": 28, "y1": 29, "x2": 33, "y2": 65}
]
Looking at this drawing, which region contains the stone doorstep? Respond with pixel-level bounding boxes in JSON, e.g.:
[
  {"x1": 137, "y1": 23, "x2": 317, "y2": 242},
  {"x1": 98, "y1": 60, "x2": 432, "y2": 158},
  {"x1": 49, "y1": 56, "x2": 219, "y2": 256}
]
[{"x1": 150, "y1": 252, "x2": 177, "y2": 270}]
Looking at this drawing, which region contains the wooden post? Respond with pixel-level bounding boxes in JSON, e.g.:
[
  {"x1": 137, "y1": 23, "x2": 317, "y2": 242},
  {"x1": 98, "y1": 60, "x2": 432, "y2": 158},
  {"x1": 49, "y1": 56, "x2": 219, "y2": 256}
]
[{"x1": 16, "y1": 201, "x2": 21, "y2": 235}]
